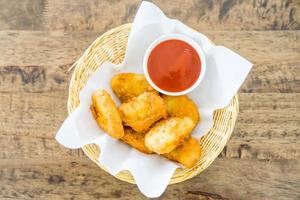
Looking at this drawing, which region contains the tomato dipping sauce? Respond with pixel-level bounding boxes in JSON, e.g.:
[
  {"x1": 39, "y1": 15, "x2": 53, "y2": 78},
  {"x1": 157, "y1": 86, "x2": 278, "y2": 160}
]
[{"x1": 147, "y1": 39, "x2": 201, "y2": 93}]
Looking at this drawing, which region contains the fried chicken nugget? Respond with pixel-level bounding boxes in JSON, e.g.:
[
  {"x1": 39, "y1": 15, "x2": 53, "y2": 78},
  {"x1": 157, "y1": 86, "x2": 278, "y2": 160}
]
[
  {"x1": 120, "y1": 129, "x2": 201, "y2": 168},
  {"x1": 145, "y1": 117, "x2": 194, "y2": 154},
  {"x1": 164, "y1": 137, "x2": 201, "y2": 168},
  {"x1": 162, "y1": 95, "x2": 200, "y2": 127},
  {"x1": 121, "y1": 128, "x2": 152, "y2": 154},
  {"x1": 119, "y1": 92, "x2": 167, "y2": 133},
  {"x1": 91, "y1": 89, "x2": 124, "y2": 139},
  {"x1": 111, "y1": 73, "x2": 157, "y2": 102}
]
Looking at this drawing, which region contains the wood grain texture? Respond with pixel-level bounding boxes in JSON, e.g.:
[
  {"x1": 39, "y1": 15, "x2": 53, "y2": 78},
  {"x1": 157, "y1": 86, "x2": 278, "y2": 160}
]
[
  {"x1": 44, "y1": 0, "x2": 140, "y2": 31},
  {"x1": 0, "y1": 31, "x2": 99, "y2": 66},
  {"x1": 0, "y1": 159, "x2": 299, "y2": 200},
  {"x1": 0, "y1": 0, "x2": 300, "y2": 199},
  {"x1": 0, "y1": 0, "x2": 45, "y2": 30},
  {"x1": 0, "y1": 0, "x2": 299, "y2": 31},
  {"x1": 42, "y1": 0, "x2": 300, "y2": 31},
  {"x1": 224, "y1": 94, "x2": 300, "y2": 160},
  {"x1": 154, "y1": 0, "x2": 300, "y2": 31}
]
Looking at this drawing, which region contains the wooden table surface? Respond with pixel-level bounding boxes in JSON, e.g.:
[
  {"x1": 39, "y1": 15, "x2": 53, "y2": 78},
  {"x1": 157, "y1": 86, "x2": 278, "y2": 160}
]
[{"x1": 0, "y1": 0, "x2": 299, "y2": 199}]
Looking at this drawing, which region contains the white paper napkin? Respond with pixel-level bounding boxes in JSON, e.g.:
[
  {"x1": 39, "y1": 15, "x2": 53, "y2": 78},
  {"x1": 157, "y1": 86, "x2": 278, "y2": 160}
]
[{"x1": 56, "y1": 2, "x2": 252, "y2": 197}]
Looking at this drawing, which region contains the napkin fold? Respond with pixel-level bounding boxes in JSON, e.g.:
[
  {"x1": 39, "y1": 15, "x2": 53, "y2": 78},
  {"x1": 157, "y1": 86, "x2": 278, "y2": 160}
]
[{"x1": 56, "y1": 1, "x2": 252, "y2": 197}]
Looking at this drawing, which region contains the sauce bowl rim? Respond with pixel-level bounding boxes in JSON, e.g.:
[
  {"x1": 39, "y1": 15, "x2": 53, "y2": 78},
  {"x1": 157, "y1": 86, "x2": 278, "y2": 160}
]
[{"x1": 143, "y1": 33, "x2": 206, "y2": 96}]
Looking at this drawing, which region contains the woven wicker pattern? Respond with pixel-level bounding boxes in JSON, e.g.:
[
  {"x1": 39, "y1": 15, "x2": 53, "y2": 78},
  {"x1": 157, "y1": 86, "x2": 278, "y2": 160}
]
[{"x1": 67, "y1": 23, "x2": 239, "y2": 185}]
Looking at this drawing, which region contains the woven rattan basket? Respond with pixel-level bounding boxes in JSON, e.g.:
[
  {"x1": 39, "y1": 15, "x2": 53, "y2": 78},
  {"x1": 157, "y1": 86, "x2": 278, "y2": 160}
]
[{"x1": 67, "y1": 23, "x2": 239, "y2": 185}]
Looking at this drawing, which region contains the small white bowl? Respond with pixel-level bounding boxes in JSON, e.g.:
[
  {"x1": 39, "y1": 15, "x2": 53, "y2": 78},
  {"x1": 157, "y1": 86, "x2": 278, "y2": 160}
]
[{"x1": 143, "y1": 34, "x2": 206, "y2": 96}]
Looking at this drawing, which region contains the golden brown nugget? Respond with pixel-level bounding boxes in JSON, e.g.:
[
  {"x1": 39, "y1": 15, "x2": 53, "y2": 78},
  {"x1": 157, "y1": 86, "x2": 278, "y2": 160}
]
[
  {"x1": 164, "y1": 137, "x2": 201, "y2": 168},
  {"x1": 162, "y1": 95, "x2": 200, "y2": 127},
  {"x1": 120, "y1": 130, "x2": 201, "y2": 168},
  {"x1": 119, "y1": 92, "x2": 167, "y2": 133},
  {"x1": 145, "y1": 117, "x2": 194, "y2": 154},
  {"x1": 91, "y1": 89, "x2": 124, "y2": 139},
  {"x1": 121, "y1": 128, "x2": 152, "y2": 154},
  {"x1": 111, "y1": 73, "x2": 157, "y2": 102}
]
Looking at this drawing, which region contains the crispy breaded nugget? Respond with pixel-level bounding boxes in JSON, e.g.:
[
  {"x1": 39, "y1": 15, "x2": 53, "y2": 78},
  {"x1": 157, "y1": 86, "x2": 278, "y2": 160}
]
[
  {"x1": 121, "y1": 128, "x2": 152, "y2": 154},
  {"x1": 91, "y1": 89, "x2": 124, "y2": 139},
  {"x1": 162, "y1": 95, "x2": 200, "y2": 127},
  {"x1": 119, "y1": 92, "x2": 167, "y2": 133},
  {"x1": 145, "y1": 117, "x2": 194, "y2": 154},
  {"x1": 164, "y1": 137, "x2": 201, "y2": 168},
  {"x1": 111, "y1": 73, "x2": 157, "y2": 102},
  {"x1": 120, "y1": 129, "x2": 201, "y2": 168}
]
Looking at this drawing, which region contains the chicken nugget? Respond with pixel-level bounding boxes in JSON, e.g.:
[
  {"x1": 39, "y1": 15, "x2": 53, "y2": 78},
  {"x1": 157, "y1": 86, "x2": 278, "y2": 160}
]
[
  {"x1": 91, "y1": 89, "x2": 124, "y2": 139},
  {"x1": 121, "y1": 128, "x2": 152, "y2": 154},
  {"x1": 111, "y1": 73, "x2": 157, "y2": 102},
  {"x1": 164, "y1": 137, "x2": 201, "y2": 168},
  {"x1": 145, "y1": 117, "x2": 194, "y2": 154},
  {"x1": 120, "y1": 129, "x2": 201, "y2": 168},
  {"x1": 162, "y1": 95, "x2": 200, "y2": 127},
  {"x1": 119, "y1": 92, "x2": 167, "y2": 133}
]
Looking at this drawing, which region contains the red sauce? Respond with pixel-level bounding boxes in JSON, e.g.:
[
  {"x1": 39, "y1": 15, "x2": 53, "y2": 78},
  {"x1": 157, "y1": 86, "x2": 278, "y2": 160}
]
[{"x1": 147, "y1": 39, "x2": 201, "y2": 92}]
